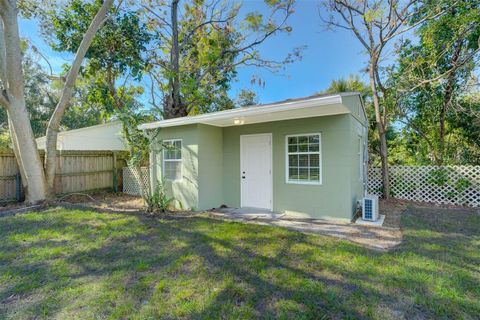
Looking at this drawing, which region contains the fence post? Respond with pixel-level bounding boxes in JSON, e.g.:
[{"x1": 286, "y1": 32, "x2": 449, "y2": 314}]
[
  {"x1": 112, "y1": 152, "x2": 118, "y2": 193},
  {"x1": 15, "y1": 172, "x2": 24, "y2": 202}
]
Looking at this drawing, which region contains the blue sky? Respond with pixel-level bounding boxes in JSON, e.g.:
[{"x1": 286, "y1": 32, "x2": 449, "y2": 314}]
[
  {"x1": 230, "y1": 1, "x2": 367, "y2": 103},
  {"x1": 19, "y1": 0, "x2": 369, "y2": 105}
]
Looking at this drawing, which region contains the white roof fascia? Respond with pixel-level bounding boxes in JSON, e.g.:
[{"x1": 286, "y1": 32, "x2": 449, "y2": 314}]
[{"x1": 138, "y1": 94, "x2": 346, "y2": 130}]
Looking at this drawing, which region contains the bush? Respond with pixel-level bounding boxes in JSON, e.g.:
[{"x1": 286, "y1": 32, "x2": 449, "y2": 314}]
[{"x1": 142, "y1": 183, "x2": 181, "y2": 215}]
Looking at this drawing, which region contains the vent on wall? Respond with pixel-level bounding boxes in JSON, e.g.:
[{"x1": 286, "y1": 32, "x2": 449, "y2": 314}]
[{"x1": 362, "y1": 195, "x2": 379, "y2": 221}]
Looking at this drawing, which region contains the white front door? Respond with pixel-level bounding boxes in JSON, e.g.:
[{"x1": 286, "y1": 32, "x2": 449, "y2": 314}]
[{"x1": 240, "y1": 133, "x2": 272, "y2": 210}]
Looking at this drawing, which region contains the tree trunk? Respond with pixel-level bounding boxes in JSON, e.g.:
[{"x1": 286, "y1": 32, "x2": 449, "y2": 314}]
[
  {"x1": 44, "y1": 0, "x2": 114, "y2": 194},
  {"x1": 438, "y1": 40, "x2": 463, "y2": 165},
  {"x1": 0, "y1": 2, "x2": 48, "y2": 202},
  {"x1": 7, "y1": 112, "x2": 27, "y2": 187},
  {"x1": 369, "y1": 58, "x2": 390, "y2": 199},
  {"x1": 164, "y1": 0, "x2": 187, "y2": 119}
]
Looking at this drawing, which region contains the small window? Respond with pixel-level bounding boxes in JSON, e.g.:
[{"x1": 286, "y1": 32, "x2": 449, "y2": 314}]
[
  {"x1": 286, "y1": 133, "x2": 321, "y2": 184},
  {"x1": 162, "y1": 139, "x2": 182, "y2": 181}
]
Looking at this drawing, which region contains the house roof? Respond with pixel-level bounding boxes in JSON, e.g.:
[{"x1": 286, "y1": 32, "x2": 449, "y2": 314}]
[
  {"x1": 138, "y1": 92, "x2": 362, "y2": 130},
  {"x1": 37, "y1": 120, "x2": 122, "y2": 139},
  {"x1": 36, "y1": 120, "x2": 127, "y2": 151}
]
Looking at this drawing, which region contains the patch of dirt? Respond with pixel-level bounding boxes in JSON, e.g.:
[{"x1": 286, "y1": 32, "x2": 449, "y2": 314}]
[
  {"x1": 379, "y1": 198, "x2": 479, "y2": 229},
  {"x1": 379, "y1": 199, "x2": 408, "y2": 228},
  {"x1": 0, "y1": 200, "x2": 42, "y2": 212},
  {"x1": 60, "y1": 191, "x2": 145, "y2": 211},
  {"x1": 0, "y1": 191, "x2": 145, "y2": 214}
]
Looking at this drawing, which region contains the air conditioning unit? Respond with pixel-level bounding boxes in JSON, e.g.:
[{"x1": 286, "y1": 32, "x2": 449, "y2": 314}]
[{"x1": 362, "y1": 195, "x2": 379, "y2": 221}]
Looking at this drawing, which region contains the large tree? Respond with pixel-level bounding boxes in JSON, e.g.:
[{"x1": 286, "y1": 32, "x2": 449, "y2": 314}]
[
  {"x1": 143, "y1": 0, "x2": 300, "y2": 119},
  {"x1": 0, "y1": 0, "x2": 113, "y2": 202},
  {"x1": 46, "y1": 0, "x2": 153, "y2": 163},
  {"x1": 0, "y1": 48, "x2": 57, "y2": 138},
  {"x1": 322, "y1": 0, "x2": 445, "y2": 198},
  {"x1": 392, "y1": 0, "x2": 480, "y2": 165}
]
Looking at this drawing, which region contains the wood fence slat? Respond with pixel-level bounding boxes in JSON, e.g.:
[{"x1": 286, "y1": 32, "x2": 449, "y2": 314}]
[{"x1": 0, "y1": 151, "x2": 129, "y2": 202}]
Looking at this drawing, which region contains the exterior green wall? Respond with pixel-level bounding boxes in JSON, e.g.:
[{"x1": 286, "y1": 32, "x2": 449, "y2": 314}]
[
  {"x1": 152, "y1": 124, "x2": 199, "y2": 210},
  {"x1": 151, "y1": 96, "x2": 368, "y2": 220},
  {"x1": 348, "y1": 116, "x2": 368, "y2": 215},
  {"x1": 197, "y1": 124, "x2": 224, "y2": 209},
  {"x1": 342, "y1": 95, "x2": 368, "y2": 213},
  {"x1": 222, "y1": 114, "x2": 361, "y2": 220},
  {"x1": 342, "y1": 95, "x2": 367, "y2": 126}
]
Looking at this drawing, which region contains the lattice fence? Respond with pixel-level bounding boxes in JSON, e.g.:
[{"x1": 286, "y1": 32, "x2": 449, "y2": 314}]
[
  {"x1": 123, "y1": 167, "x2": 150, "y2": 196},
  {"x1": 368, "y1": 166, "x2": 480, "y2": 207}
]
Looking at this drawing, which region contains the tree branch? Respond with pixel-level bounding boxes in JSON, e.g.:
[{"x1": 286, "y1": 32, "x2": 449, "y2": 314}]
[
  {"x1": 0, "y1": 0, "x2": 25, "y2": 100},
  {"x1": 398, "y1": 45, "x2": 480, "y2": 93},
  {"x1": 44, "y1": 0, "x2": 115, "y2": 189},
  {"x1": 0, "y1": 16, "x2": 7, "y2": 89}
]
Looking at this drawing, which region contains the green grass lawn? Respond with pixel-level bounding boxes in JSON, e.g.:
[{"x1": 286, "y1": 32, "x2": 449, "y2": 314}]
[{"x1": 0, "y1": 206, "x2": 479, "y2": 319}]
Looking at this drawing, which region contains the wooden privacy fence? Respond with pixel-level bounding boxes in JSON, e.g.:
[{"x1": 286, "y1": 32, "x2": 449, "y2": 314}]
[
  {"x1": 368, "y1": 166, "x2": 480, "y2": 207},
  {"x1": 0, "y1": 151, "x2": 128, "y2": 202}
]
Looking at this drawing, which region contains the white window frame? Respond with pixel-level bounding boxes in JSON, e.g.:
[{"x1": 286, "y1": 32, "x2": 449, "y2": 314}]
[
  {"x1": 162, "y1": 139, "x2": 183, "y2": 181},
  {"x1": 285, "y1": 133, "x2": 322, "y2": 185}
]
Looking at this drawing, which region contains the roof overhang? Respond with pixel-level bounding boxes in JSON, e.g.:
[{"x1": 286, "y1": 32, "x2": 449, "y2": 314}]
[{"x1": 138, "y1": 93, "x2": 356, "y2": 130}]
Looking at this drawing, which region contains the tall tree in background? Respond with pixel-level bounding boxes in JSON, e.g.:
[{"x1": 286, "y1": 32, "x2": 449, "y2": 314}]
[
  {"x1": 143, "y1": 0, "x2": 300, "y2": 119},
  {"x1": 0, "y1": 49, "x2": 122, "y2": 143},
  {"x1": 321, "y1": 74, "x2": 370, "y2": 100},
  {"x1": 236, "y1": 89, "x2": 259, "y2": 107},
  {"x1": 46, "y1": 0, "x2": 153, "y2": 163},
  {"x1": 392, "y1": 0, "x2": 480, "y2": 165},
  {"x1": 0, "y1": 49, "x2": 58, "y2": 138},
  {"x1": 322, "y1": 0, "x2": 444, "y2": 198},
  {"x1": 0, "y1": 0, "x2": 113, "y2": 201}
]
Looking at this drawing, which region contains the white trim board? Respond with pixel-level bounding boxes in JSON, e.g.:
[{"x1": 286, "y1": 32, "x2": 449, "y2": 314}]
[{"x1": 138, "y1": 93, "x2": 360, "y2": 130}]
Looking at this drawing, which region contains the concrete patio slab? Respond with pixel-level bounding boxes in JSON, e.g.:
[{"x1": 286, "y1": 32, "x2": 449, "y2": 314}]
[
  {"x1": 355, "y1": 214, "x2": 386, "y2": 227},
  {"x1": 204, "y1": 209, "x2": 402, "y2": 251}
]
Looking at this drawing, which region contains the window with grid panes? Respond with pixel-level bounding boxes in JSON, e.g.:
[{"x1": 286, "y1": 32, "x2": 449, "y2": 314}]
[
  {"x1": 286, "y1": 134, "x2": 321, "y2": 184},
  {"x1": 162, "y1": 139, "x2": 182, "y2": 181}
]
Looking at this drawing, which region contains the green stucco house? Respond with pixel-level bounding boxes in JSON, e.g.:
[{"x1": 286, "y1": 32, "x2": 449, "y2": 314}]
[{"x1": 139, "y1": 92, "x2": 368, "y2": 221}]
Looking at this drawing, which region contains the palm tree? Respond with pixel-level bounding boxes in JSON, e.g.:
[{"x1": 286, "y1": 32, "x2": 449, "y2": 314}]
[{"x1": 322, "y1": 74, "x2": 371, "y2": 101}]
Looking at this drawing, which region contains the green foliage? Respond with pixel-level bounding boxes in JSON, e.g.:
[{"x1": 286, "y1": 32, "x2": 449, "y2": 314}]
[
  {"x1": 47, "y1": 0, "x2": 151, "y2": 112},
  {"x1": 44, "y1": 0, "x2": 155, "y2": 162},
  {"x1": 0, "y1": 50, "x2": 58, "y2": 137},
  {"x1": 392, "y1": 0, "x2": 480, "y2": 165},
  {"x1": 117, "y1": 109, "x2": 158, "y2": 167},
  {"x1": 145, "y1": 0, "x2": 298, "y2": 117},
  {"x1": 143, "y1": 182, "x2": 181, "y2": 214},
  {"x1": 173, "y1": 0, "x2": 241, "y2": 114},
  {"x1": 0, "y1": 48, "x2": 108, "y2": 138},
  {"x1": 0, "y1": 130, "x2": 10, "y2": 150},
  {"x1": 244, "y1": 12, "x2": 264, "y2": 31},
  {"x1": 49, "y1": 0, "x2": 150, "y2": 80},
  {"x1": 429, "y1": 168, "x2": 450, "y2": 187},
  {"x1": 235, "y1": 89, "x2": 259, "y2": 107}
]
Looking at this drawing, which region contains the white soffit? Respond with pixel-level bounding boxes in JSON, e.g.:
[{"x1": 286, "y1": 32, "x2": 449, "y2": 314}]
[{"x1": 139, "y1": 93, "x2": 355, "y2": 130}]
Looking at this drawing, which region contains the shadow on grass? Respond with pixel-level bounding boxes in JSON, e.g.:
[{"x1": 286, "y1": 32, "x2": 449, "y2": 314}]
[{"x1": 0, "y1": 205, "x2": 479, "y2": 319}]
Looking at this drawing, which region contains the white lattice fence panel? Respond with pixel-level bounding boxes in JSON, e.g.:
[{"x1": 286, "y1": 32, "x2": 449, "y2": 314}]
[
  {"x1": 368, "y1": 165, "x2": 480, "y2": 207},
  {"x1": 123, "y1": 167, "x2": 150, "y2": 196},
  {"x1": 367, "y1": 167, "x2": 382, "y2": 196}
]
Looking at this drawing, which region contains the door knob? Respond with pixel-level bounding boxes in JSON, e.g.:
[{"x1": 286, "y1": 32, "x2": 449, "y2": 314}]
[{"x1": 242, "y1": 176, "x2": 246, "y2": 179}]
